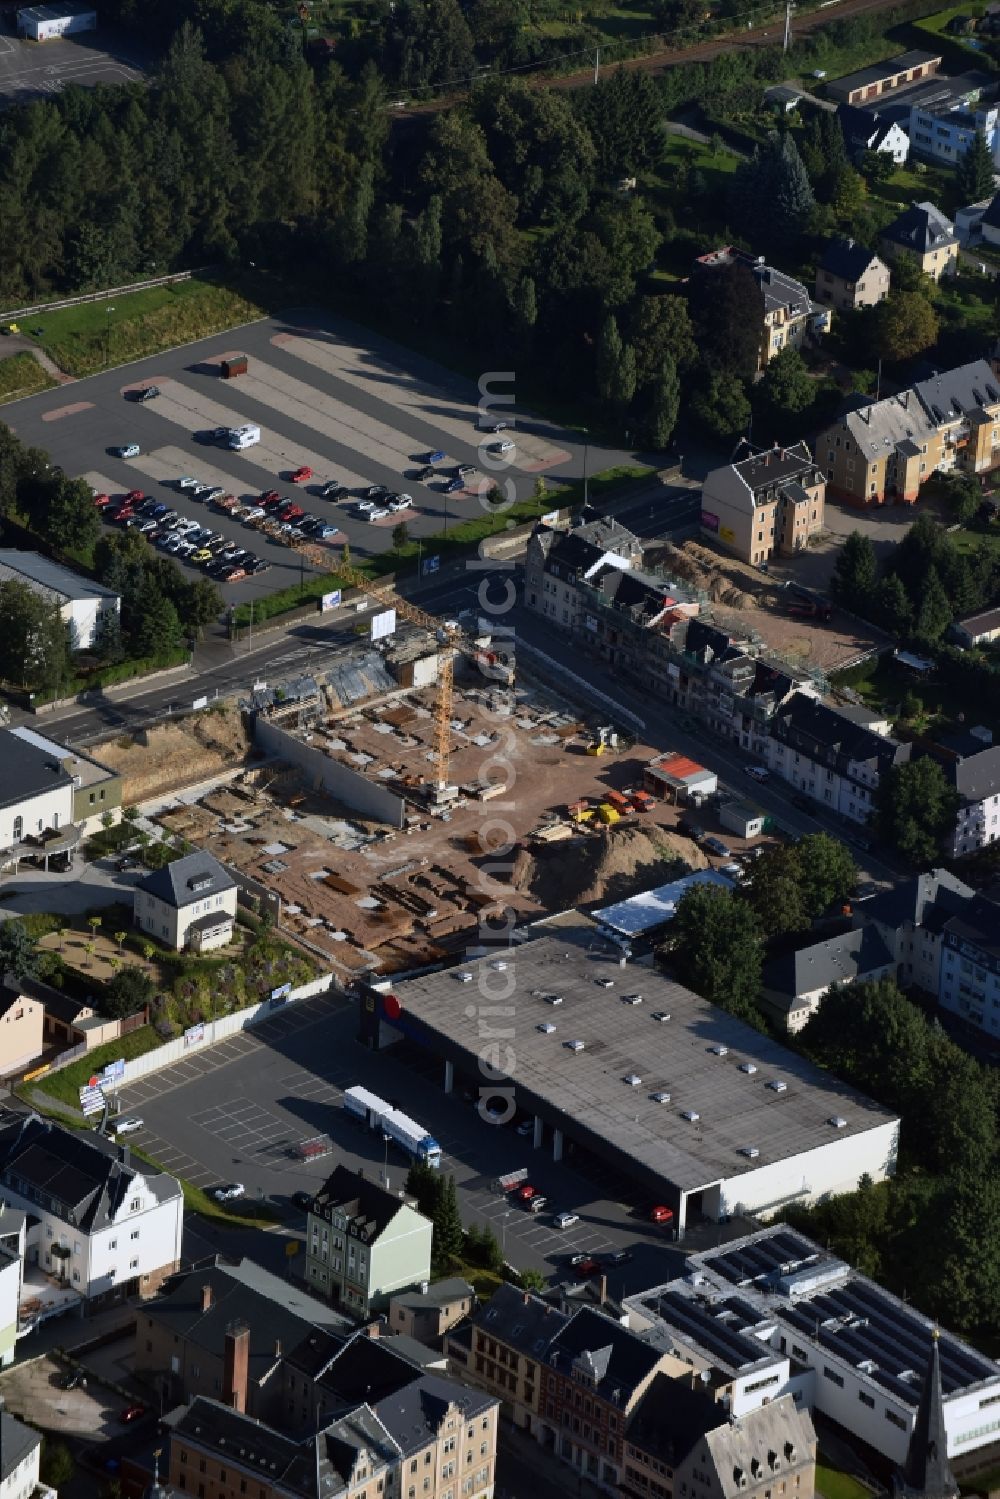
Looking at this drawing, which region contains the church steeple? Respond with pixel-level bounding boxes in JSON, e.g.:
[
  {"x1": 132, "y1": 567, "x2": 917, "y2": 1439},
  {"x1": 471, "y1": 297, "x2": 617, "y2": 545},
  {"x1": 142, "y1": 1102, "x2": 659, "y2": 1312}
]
[{"x1": 896, "y1": 1330, "x2": 959, "y2": 1499}]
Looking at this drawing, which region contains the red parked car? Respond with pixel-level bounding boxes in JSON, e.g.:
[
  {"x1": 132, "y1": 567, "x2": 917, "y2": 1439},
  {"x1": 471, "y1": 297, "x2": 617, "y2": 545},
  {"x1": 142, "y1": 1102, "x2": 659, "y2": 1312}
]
[
  {"x1": 93, "y1": 492, "x2": 112, "y2": 508},
  {"x1": 649, "y1": 1205, "x2": 674, "y2": 1224},
  {"x1": 290, "y1": 465, "x2": 313, "y2": 484},
  {"x1": 279, "y1": 503, "x2": 304, "y2": 522},
  {"x1": 573, "y1": 1257, "x2": 601, "y2": 1279},
  {"x1": 126, "y1": 488, "x2": 145, "y2": 504},
  {"x1": 119, "y1": 1404, "x2": 146, "y2": 1424},
  {"x1": 516, "y1": 1184, "x2": 537, "y2": 1202},
  {"x1": 260, "y1": 489, "x2": 280, "y2": 505}
]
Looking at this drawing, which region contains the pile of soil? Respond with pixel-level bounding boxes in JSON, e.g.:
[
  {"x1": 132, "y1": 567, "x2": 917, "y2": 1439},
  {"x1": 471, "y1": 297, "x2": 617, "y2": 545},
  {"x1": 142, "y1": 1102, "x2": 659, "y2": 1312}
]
[
  {"x1": 95, "y1": 704, "x2": 250, "y2": 804},
  {"x1": 526, "y1": 824, "x2": 707, "y2": 911}
]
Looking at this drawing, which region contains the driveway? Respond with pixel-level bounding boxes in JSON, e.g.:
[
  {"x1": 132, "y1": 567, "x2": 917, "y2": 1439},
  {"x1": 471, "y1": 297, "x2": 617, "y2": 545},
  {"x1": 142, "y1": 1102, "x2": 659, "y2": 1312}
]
[
  {"x1": 0, "y1": 857, "x2": 141, "y2": 921},
  {"x1": 0, "y1": 1353, "x2": 128, "y2": 1439}
]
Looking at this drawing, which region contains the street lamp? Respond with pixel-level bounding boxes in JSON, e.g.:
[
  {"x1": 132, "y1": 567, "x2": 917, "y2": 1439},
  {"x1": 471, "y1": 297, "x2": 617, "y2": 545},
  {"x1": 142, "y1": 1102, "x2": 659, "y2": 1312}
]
[
  {"x1": 580, "y1": 429, "x2": 590, "y2": 507},
  {"x1": 104, "y1": 305, "x2": 115, "y2": 368},
  {"x1": 382, "y1": 1132, "x2": 390, "y2": 1188}
]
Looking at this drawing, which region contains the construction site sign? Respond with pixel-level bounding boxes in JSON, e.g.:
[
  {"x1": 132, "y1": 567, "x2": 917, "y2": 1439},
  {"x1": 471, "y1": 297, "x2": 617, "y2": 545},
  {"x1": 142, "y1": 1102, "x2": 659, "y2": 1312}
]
[
  {"x1": 79, "y1": 1083, "x2": 105, "y2": 1117},
  {"x1": 371, "y1": 608, "x2": 397, "y2": 641}
]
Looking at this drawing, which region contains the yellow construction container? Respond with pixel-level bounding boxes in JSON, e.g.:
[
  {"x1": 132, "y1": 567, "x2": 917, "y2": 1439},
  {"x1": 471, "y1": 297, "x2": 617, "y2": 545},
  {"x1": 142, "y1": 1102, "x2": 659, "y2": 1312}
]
[
  {"x1": 597, "y1": 803, "x2": 621, "y2": 824},
  {"x1": 587, "y1": 742, "x2": 605, "y2": 756}
]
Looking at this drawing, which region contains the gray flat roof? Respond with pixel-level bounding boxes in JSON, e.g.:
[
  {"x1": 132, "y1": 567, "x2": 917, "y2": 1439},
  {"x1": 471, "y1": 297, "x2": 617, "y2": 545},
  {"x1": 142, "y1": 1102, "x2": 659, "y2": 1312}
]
[
  {"x1": 389, "y1": 930, "x2": 896, "y2": 1194},
  {"x1": 0, "y1": 550, "x2": 118, "y2": 603}
]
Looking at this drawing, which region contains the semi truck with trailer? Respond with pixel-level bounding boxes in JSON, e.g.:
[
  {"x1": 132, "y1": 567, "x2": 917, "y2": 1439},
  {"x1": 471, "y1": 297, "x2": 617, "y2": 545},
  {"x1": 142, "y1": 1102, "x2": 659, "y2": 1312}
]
[{"x1": 344, "y1": 1085, "x2": 442, "y2": 1168}]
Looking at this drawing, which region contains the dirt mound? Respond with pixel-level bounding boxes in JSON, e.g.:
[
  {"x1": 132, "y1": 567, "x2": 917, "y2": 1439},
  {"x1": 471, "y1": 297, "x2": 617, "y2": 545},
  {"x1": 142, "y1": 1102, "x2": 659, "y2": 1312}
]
[
  {"x1": 95, "y1": 704, "x2": 250, "y2": 804},
  {"x1": 527, "y1": 824, "x2": 706, "y2": 911}
]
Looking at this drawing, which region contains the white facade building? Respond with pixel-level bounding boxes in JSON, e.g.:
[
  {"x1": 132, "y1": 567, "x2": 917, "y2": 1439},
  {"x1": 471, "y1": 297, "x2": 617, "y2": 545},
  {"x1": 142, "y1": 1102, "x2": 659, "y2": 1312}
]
[
  {"x1": 626, "y1": 1225, "x2": 1000, "y2": 1466},
  {"x1": 0, "y1": 1111, "x2": 183, "y2": 1306},
  {"x1": 946, "y1": 744, "x2": 1000, "y2": 855},
  {"x1": 0, "y1": 1412, "x2": 46, "y2": 1499},
  {"x1": 16, "y1": 4, "x2": 96, "y2": 40},
  {"x1": 0, "y1": 551, "x2": 118, "y2": 653},
  {"x1": 0, "y1": 731, "x2": 76, "y2": 859},
  {"x1": 766, "y1": 693, "x2": 910, "y2": 825},
  {"x1": 910, "y1": 96, "x2": 1000, "y2": 168},
  {"x1": 134, "y1": 851, "x2": 238, "y2": 951}
]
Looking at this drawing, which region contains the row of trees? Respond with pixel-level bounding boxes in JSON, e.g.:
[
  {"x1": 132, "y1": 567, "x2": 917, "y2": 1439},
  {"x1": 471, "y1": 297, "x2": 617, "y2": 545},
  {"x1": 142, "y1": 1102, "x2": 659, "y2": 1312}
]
[
  {"x1": 790, "y1": 978, "x2": 1000, "y2": 1336},
  {"x1": 661, "y1": 834, "x2": 858, "y2": 1023}
]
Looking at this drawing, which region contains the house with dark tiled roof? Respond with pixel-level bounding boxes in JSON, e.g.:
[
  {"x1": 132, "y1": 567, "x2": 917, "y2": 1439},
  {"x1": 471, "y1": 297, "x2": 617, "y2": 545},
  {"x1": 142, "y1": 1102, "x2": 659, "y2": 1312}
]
[
  {"x1": 306, "y1": 1165, "x2": 432, "y2": 1316},
  {"x1": 815, "y1": 238, "x2": 891, "y2": 312},
  {"x1": 856, "y1": 868, "x2": 975, "y2": 994},
  {"x1": 0, "y1": 1109, "x2": 182, "y2": 1308},
  {"x1": 761, "y1": 927, "x2": 895, "y2": 1032},
  {"x1": 133, "y1": 851, "x2": 237, "y2": 952},
  {"x1": 692, "y1": 247, "x2": 830, "y2": 372},
  {"x1": 623, "y1": 1379, "x2": 817, "y2": 1499},
  {"x1": 766, "y1": 692, "x2": 910, "y2": 824},
  {"x1": 165, "y1": 1352, "x2": 500, "y2": 1499},
  {"x1": 0, "y1": 1409, "x2": 45, "y2": 1499},
  {"x1": 879, "y1": 201, "x2": 959, "y2": 281},
  {"x1": 701, "y1": 441, "x2": 826, "y2": 566},
  {"x1": 837, "y1": 105, "x2": 910, "y2": 166},
  {"x1": 134, "y1": 1257, "x2": 355, "y2": 1420}
]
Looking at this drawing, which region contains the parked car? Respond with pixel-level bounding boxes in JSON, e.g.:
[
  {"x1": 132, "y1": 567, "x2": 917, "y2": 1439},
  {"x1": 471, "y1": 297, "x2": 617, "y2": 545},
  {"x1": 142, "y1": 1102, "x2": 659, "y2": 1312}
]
[
  {"x1": 137, "y1": 385, "x2": 160, "y2": 402},
  {"x1": 446, "y1": 477, "x2": 464, "y2": 493},
  {"x1": 367, "y1": 507, "x2": 389, "y2": 522},
  {"x1": 457, "y1": 465, "x2": 476, "y2": 477},
  {"x1": 573, "y1": 1257, "x2": 601, "y2": 1279},
  {"x1": 314, "y1": 523, "x2": 337, "y2": 539},
  {"x1": 119, "y1": 1404, "x2": 147, "y2": 1424},
  {"x1": 555, "y1": 1211, "x2": 580, "y2": 1230},
  {"x1": 176, "y1": 476, "x2": 201, "y2": 490},
  {"x1": 703, "y1": 836, "x2": 732, "y2": 857},
  {"x1": 213, "y1": 1182, "x2": 245, "y2": 1201},
  {"x1": 490, "y1": 439, "x2": 515, "y2": 454},
  {"x1": 242, "y1": 506, "x2": 265, "y2": 523},
  {"x1": 414, "y1": 466, "x2": 435, "y2": 482},
  {"x1": 111, "y1": 443, "x2": 140, "y2": 459},
  {"x1": 426, "y1": 450, "x2": 446, "y2": 464},
  {"x1": 92, "y1": 492, "x2": 112, "y2": 509},
  {"x1": 527, "y1": 1195, "x2": 548, "y2": 1214},
  {"x1": 603, "y1": 1249, "x2": 632, "y2": 1266},
  {"x1": 356, "y1": 499, "x2": 377, "y2": 514},
  {"x1": 250, "y1": 558, "x2": 271, "y2": 575},
  {"x1": 290, "y1": 465, "x2": 313, "y2": 484},
  {"x1": 192, "y1": 548, "x2": 213, "y2": 564},
  {"x1": 745, "y1": 765, "x2": 769, "y2": 782},
  {"x1": 320, "y1": 480, "x2": 342, "y2": 498},
  {"x1": 60, "y1": 1368, "x2": 87, "y2": 1389},
  {"x1": 113, "y1": 1116, "x2": 144, "y2": 1136},
  {"x1": 480, "y1": 420, "x2": 509, "y2": 434},
  {"x1": 649, "y1": 1205, "x2": 674, "y2": 1224},
  {"x1": 224, "y1": 566, "x2": 247, "y2": 583},
  {"x1": 516, "y1": 1184, "x2": 537, "y2": 1201},
  {"x1": 211, "y1": 426, "x2": 230, "y2": 440},
  {"x1": 364, "y1": 484, "x2": 387, "y2": 499},
  {"x1": 388, "y1": 494, "x2": 413, "y2": 511}
]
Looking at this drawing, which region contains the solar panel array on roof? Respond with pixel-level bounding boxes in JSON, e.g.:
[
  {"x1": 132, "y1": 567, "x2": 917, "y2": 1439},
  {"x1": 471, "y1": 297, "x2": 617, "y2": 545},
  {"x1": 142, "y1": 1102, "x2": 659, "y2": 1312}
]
[
  {"x1": 702, "y1": 1227, "x2": 819, "y2": 1286},
  {"x1": 652, "y1": 1291, "x2": 771, "y2": 1371}
]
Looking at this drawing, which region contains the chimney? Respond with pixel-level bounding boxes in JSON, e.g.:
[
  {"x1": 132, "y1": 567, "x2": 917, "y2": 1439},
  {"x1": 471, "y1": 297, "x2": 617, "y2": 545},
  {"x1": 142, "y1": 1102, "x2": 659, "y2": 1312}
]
[
  {"x1": 201, "y1": 1284, "x2": 213, "y2": 1313},
  {"x1": 274, "y1": 1338, "x2": 282, "y2": 1359},
  {"x1": 223, "y1": 1320, "x2": 250, "y2": 1413}
]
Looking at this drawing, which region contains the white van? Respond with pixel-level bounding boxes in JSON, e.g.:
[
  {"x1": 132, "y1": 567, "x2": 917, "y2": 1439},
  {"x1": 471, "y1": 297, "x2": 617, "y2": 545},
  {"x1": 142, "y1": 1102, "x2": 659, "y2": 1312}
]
[{"x1": 227, "y1": 424, "x2": 260, "y2": 450}]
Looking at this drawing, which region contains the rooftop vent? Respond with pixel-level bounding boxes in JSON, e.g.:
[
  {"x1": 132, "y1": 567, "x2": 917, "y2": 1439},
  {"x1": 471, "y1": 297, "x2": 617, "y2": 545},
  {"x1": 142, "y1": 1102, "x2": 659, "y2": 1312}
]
[
  {"x1": 828, "y1": 1115, "x2": 848, "y2": 1129},
  {"x1": 537, "y1": 1022, "x2": 557, "y2": 1035},
  {"x1": 739, "y1": 1062, "x2": 757, "y2": 1075},
  {"x1": 766, "y1": 1080, "x2": 787, "y2": 1094},
  {"x1": 624, "y1": 1073, "x2": 642, "y2": 1088},
  {"x1": 740, "y1": 1146, "x2": 760, "y2": 1159},
  {"x1": 651, "y1": 1090, "x2": 671, "y2": 1104},
  {"x1": 566, "y1": 1039, "x2": 585, "y2": 1053},
  {"x1": 622, "y1": 993, "x2": 643, "y2": 1006},
  {"x1": 681, "y1": 1109, "x2": 700, "y2": 1123},
  {"x1": 595, "y1": 978, "x2": 614, "y2": 989}
]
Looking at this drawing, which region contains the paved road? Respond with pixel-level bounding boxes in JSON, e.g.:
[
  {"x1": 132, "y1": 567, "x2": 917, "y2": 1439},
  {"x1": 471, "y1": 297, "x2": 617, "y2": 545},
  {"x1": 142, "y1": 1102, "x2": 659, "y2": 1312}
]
[
  {"x1": 4, "y1": 307, "x2": 633, "y2": 606},
  {"x1": 0, "y1": 22, "x2": 146, "y2": 105}
]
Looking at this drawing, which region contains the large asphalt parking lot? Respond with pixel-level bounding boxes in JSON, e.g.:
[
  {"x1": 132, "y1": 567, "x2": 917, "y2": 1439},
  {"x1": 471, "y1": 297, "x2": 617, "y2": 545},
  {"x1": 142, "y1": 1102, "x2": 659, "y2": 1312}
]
[
  {"x1": 0, "y1": 23, "x2": 146, "y2": 103},
  {"x1": 4, "y1": 308, "x2": 625, "y2": 606},
  {"x1": 114, "y1": 988, "x2": 686, "y2": 1295}
]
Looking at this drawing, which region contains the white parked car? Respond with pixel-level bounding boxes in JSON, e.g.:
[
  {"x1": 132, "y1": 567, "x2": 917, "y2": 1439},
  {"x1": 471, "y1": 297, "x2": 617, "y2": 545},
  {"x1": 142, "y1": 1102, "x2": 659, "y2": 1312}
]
[
  {"x1": 554, "y1": 1211, "x2": 579, "y2": 1229},
  {"x1": 113, "y1": 1117, "x2": 144, "y2": 1137},
  {"x1": 490, "y1": 440, "x2": 515, "y2": 454},
  {"x1": 213, "y1": 1182, "x2": 245, "y2": 1202},
  {"x1": 242, "y1": 506, "x2": 265, "y2": 523},
  {"x1": 176, "y1": 476, "x2": 201, "y2": 490},
  {"x1": 367, "y1": 507, "x2": 389, "y2": 522},
  {"x1": 388, "y1": 495, "x2": 413, "y2": 512}
]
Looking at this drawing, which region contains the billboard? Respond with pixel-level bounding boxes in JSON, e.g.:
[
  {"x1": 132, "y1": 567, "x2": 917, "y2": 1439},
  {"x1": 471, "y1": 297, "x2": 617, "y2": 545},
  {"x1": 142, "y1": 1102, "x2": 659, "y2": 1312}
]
[
  {"x1": 421, "y1": 556, "x2": 440, "y2": 576},
  {"x1": 371, "y1": 608, "x2": 397, "y2": 642},
  {"x1": 270, "y1": 982, "x2": 293, "y2": 1005},
  {"x1": 184, "y1": 1023, "x2": 205, "y2": 1047},
  {"x1": 319, "y1": 589, "x2": 342, "y2": 613},
  {"x1": 101, "y1": 1058, "x2": 125, "y2": 1086},
  {"x1": 541, "y1": 509, "x2": 562, "y2": 526},
  {"x1": 79, "y1": 1083, "x2": 104, "y2": 1118}
]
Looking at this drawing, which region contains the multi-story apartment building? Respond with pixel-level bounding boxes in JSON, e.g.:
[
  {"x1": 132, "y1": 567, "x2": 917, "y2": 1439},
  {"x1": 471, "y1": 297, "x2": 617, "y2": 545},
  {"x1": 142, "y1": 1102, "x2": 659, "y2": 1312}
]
[
  {"x1": 814, "y1": 238, "x2": 891, "y2": 313},
  {"x1": 692, "y1": 248, "x2": 829, "y2": 372},
  {"x1": 879, "y1": 201, "x2": 959, "y2": 280},
  {"x1": 135, "y1": 1257, "x2": 355, "y2": 1420},
  {"x1": 622, "y1": 1379, "x2": 816, "y2": 1499},
  {"x1": 855, "y1": 868, "x2": 974, "y2": 994},
  {"x1": 0, "y1": 1411, "x2": 53, "y2": 1499},
  {"x1": 389, "y1": 1278, "x2": 475, "y2": 1346},
  {"x1": 945, "y1": 742, "x2": 1000, "y2": 854},
  {"x1": 701, "y1": 442, "x2": 826, "y2": 566},
  {"x1": 305, "y1": 1165, "x2": 432, "y2": 1315},
  {"x1": 818, "y1": 359, "x2": 1000, "y2": 505},
  {"x1": 766, "y1": 692, "x2": 910, "y2": 824},
  {"x1": 0, "y1": 1110, "x2": 183, "y2": 1307},
  {"x1": 445, "y1": 1282, "x2": 568, "y2": 1432},
  {"x1": 909, "y1": 85, "x2": 1000, "y2": 169},
  {"x1": 936, "y1": 891, "x2": 1000, "y2": 1039},
  {"x1": 165, "y1": 1357, "x2": 499, "y2": 1499}
]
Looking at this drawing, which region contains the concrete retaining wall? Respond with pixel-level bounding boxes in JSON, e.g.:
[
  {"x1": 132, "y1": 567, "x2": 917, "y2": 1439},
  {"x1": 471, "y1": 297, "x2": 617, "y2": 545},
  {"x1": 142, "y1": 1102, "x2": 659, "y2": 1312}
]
[{"x1": 254, "y1": 719, "x2": 405, "y2": 828}]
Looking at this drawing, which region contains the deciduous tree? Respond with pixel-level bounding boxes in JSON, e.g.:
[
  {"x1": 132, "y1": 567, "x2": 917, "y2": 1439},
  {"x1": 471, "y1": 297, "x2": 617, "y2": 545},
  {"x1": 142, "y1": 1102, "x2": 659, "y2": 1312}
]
[
  {"x1": 875, "y1": 757, "x2": 960, "y2": 866},
  {"x1": 663, "y1": 884, "x2": 764, "y2": 1022}
]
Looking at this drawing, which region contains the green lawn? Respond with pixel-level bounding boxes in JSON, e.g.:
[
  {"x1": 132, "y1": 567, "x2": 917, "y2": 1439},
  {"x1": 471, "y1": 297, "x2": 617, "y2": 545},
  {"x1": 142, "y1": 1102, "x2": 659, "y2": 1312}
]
[
  {"x1": 816, "y1": 1463, "x2": 874, "y2": 1499},
  {"x1": 27, "y1": 277, "x2": 267, "y2": 377},
  {"x1": 31, "y1": 1027, "x2": 161, "y2": 1109},
  {"x1": 0, "y1": 351, "x2": 56, "y2": 402}
]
